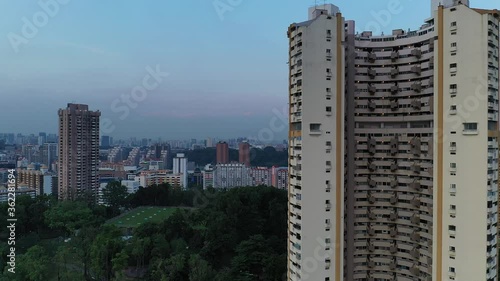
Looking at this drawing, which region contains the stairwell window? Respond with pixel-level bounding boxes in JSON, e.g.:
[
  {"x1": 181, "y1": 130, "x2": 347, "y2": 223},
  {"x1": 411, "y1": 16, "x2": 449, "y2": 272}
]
[
  {"x1": 463, "y1": 122, "x2": 478, "y2": 135},
  {"x1": 450, "y1": 63, "x2": 457, "y2": 75},
  {"x1": 450, "y1": 84, "x2": 457, "y2": 96}
]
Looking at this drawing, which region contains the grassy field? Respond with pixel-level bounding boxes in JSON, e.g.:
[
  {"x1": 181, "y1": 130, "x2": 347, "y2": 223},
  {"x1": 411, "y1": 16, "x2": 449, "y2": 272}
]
[{"x1": 107, "y1": 206, "x2": 181, "y2": 228}]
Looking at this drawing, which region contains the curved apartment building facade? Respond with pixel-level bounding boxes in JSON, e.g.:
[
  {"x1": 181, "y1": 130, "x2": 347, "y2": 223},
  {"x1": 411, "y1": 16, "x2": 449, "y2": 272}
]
[{"x1": 288, "y1": 1, "x2": 500, "y2": 280}]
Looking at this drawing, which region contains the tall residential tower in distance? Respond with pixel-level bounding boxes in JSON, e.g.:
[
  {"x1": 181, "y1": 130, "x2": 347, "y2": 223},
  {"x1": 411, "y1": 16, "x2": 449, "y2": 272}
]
[
  {"x1": 216, "y1": 141, "x2": 229, "y2": 164},
  {"x1": 239, "y1": 142, "x2": 251, "y2": 166},
  {"x1": 58, "y1": 104, "x2": 100, "y2": 201},
  {"x1": 288, "y1": 1, "x2": 499, "y2": 281},
  {"x1": 173, "y1": 153, "x2": 188, "y2": 189}
]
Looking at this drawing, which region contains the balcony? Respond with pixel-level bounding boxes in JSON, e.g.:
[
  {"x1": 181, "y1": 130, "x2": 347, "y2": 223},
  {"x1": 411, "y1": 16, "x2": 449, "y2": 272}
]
[
  {"x1": 391, "y1": 51, "x2": 399, "y2": 61},
  {"x1": 389, "y1": 212, "x2": 398, "y2": 221},
  {"x1": 368, "y1": 69, "x2": 376, "y2": 78},
  {"x1": 368, "y1": 178, "x2": 376, "y2": 188},
  {"x1": 391, "y1": 68, "x2": 399, "y2": 77},
  {"x1": 368, "y1": 212, "x2": 376, "y2": 220},
  {"x1": 411, "y1": 48, "x2": 422, "y2": 58},
  {"x1": 368, "y1": 52, "x2": 377, "y2": 62},
  {"x1": 411, "y1": 99, "x2": 421, "y2": 110},
  {"x1": 411, "y1": 214, "x2": 420, "y2": 224},
  {"x1": 390, "y1": 100, "x2": 399, "y2": 111},
  {"x1": 411, "y1": 65, "x2": 422, "y2": 75},
  {"x1": 411, "y1": 163, "x2": 421, "y2": 174},
  {"x1": 411, "y1": 232, "x2": 421, "y2": 242},
  {"x1": 368, "y1": 162, "x2": 376, "y2": 171},
  {"x1": 368, "y1": 101, "x2": 376, "y2": 111},
  {"x1": 411, "y1": 82, "x2": 422, "y2": 92},
  {"x1": 391, "y1": 85, "x2": 399, "y2": 94},
  {"x1": 390, "y1": 178, "x2": 398, "y2": 188},
  {"x1": 390, "y1": 163, "x2": 398, "y2": 172},
  {"x1": 368, "y1": 85, "x2": 376, "y2": 94},
  {"x1": 390, "y1": 245, "x2": 397, "y2": 254},
  {"x1": 410, "y1": 181, "x2": 421, "y2": 190}
]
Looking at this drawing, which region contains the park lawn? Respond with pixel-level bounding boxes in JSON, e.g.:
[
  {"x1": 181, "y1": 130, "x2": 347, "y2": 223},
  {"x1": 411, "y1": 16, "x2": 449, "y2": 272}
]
[{"x1": 106, "y1": 206, "x2": 181, "y2": 228}]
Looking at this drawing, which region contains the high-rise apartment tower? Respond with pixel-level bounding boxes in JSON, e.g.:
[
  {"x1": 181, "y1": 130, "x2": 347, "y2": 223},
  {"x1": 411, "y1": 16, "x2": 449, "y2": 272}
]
[
  {"x1": 58, "y1": 103, "x2": 100, "y2": 201},
  {"x1": 288, "y1": 1, "x2": 499, "y2": 280},
  {"x1": 216, "y1": 141, "x2": 230, "y2": 164}
]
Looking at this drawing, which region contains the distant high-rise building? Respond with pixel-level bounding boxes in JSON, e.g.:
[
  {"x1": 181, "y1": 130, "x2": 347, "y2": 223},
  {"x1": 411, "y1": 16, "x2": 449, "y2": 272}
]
[
  {"x1": 249, "y1": 167, "x2": 271, "y2": 186},
  {"x1": 238, "y1": 142, "x2": 251, "y2": 166},
  {"x1": 38, "y1": 132, "x2": 46, "y2": 146},
  {"x1": 41, "y1": 143, "x2": 57, "y2": 171},
  {"x1": 173, "y1": 153, "x2": 188, "y2": 189},
  {"x1": 16, "y1": 169, "x2": 44, "y2": 195},
  {"x1": 202, "y1": 164, "x2": 214, "y2": 189},
  {"x1": 47, "y1": 134, "x2": 57, "y2": 143},
  {"x1": 216, "y1": 141, "x2": 229, "y2": 164},
  {"x1": 271, "y1": 166, "x2": 288, "y2": 190},
  {"x1": 288, "y1": 2, "x2": 499, "y2": 281},
  {"x1": 125, "y1": 147, "x2": 141, "y2": 166},
  {"x1": 213, "y1": 163, "x2": 250, "y2": 188},
  {"x1": 101, "y1": 135, "x2": 111, "y2": 147},
  {"x1": 58, "y1": 103, "x2": 100, "y2": 201},
  {"x1": 137, "y1": 170, "x2": 183, "y2": 188},
  {"x1": 206, "y1": 137, "x2": 213, "y2": 148}
]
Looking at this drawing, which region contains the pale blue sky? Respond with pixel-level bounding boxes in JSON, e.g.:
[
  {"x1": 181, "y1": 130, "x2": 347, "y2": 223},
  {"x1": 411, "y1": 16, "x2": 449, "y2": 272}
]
[{"x1": 0, "y1": 0, "x2": 497, "y2": 139}]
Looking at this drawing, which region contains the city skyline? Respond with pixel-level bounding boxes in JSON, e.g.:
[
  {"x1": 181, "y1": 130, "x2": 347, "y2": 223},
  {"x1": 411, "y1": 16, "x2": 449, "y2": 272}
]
[{"x1": 2, "y1": 0, "x2": 497, "y2": 140}]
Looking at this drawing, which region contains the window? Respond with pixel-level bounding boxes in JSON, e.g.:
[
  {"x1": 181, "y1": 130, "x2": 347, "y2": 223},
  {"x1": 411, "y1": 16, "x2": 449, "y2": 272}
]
[
  {"x1": 448, "y1": 184, "x2": 456, "y2": 196},
  {"x1": 463, "y1": 122, "x2": 478, "y2": 132},
  {"x1": 325, "y1": 238, "x2": 331, "y2": 244},
  {"x1": 327, "y1": 30, "x2": 331, "y2": 36},
  {"x1": 451, "y1": 42, "x2": 457, "y2": 47},
  {"x1": 326, "y1": 68, "x2": 331, "y2": 73},
  {"x1": 326, "y1": 49, "x2": 331, "y2": 54},
  {"x1": 310, "y1": 123, "x2": 321, "y2": 132},
  {"x1": 450, "y1": 163, "x2": 456, "y2": 168},
  {"x1": 451, "y1": 22, "x2": 457, "y2": 27},
  {"x1": 450, "y1": 105, "x2": 457, "y2": 111},
  {"x1": 450, "y1": 63, "x2": 457, "y2": 75},
  {"x1": 326, "y1": 88, "x2": 332, "y2": 93},
  {"x1": 450, "y1": 84, "x2": 457, "y2": 96},
  {"x1": 326, "y1": 161, "x2": 331, "y2": 166},
  {"x1": 326, "y1": 141, "x2": 332, "y2": 146},
  {"x1": 449, "y1": 225, "x2": 456, "y2": 231},
  {"x1": 326, "y1": 106, "x2": 332, "y2": 112}
]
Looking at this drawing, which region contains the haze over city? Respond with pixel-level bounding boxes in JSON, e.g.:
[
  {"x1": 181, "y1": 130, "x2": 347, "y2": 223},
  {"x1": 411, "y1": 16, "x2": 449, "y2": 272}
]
[{"x1": 1, "y1": 0, "x2": 496, "y2": 139}]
